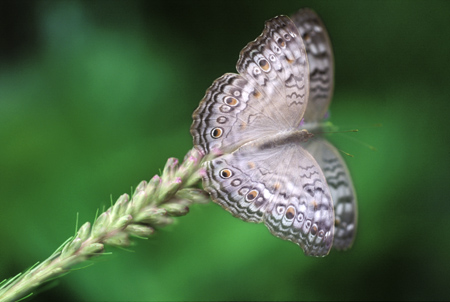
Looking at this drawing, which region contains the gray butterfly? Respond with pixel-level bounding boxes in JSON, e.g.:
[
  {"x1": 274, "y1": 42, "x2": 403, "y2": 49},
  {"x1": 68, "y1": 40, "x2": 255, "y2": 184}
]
[{"x1": 191, "y1": 11, "x2": 356, "y2": 256}]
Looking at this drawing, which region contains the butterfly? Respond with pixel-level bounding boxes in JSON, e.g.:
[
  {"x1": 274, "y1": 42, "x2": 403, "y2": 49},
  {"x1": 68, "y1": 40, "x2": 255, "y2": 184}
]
[{"x1": 191, "y1": 8, "x2": 357, "y2": 256}]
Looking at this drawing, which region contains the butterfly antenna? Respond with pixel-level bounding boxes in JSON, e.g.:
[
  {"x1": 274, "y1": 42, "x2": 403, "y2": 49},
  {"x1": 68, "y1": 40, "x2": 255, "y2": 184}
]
[
  {"x1": 316, "y1": 121, "x2": 358, "y2": 134},
  {"x1": 320, "y1": 129, "x2": 359, "y2": 134},
  {"x1": 315, "y1": 128, "x2": 359, "y2": 135},
  {"x1": 319, "y1": 121, "x2": 378, "y2": 151},
  {"x1": 337, "y1": 148, "x2": 355, "y2": 158},
  {"x1": 336, "y1": 132, "x2": 377, "y2": 151}
]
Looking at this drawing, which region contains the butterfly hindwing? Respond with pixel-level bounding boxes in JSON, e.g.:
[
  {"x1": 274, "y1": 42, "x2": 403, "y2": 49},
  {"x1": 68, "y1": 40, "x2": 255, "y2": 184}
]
[
  {"x1": 304, "y1": 138, "x2": 357, "y2": 250},
  {"x1": 204, "y1": 131, "x2": 335, "y2": 256}
]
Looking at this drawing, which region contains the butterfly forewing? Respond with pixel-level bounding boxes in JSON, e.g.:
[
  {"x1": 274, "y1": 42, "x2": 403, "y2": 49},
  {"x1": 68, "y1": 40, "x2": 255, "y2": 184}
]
[
  {"x1": 191, "y1": 73, "x2": 286, "y2": 155},
  {"x1": 191, "y1": 16, "x2": 309, "y2": 155},
  {"x1": 237, "y1": 16, "x2": 309, "y2": 130},
  {"x1": 291, "y1": 8, "x2": 334, "y2": 124}
]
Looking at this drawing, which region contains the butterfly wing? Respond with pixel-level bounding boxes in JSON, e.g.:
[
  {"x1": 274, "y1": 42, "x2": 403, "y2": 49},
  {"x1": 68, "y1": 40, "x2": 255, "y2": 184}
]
[
  {"x1": 191, "y1": 16, "x2": 309, "y2": 155},
  {"x1": 304, "y1": 138, "x2": 357, "y2": 250},
  {"x1": 204, "y1": 132, "x2": 334, "y2": 256},
  {"x1": 291, "y1": 8, "x2": 334, "y2": 123}
]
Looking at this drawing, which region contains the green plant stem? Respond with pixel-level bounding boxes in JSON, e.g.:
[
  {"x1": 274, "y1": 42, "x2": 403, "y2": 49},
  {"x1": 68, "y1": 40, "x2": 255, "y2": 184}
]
[{"x1": 0, "y1": 148, "x2": 210, "y2": 302}]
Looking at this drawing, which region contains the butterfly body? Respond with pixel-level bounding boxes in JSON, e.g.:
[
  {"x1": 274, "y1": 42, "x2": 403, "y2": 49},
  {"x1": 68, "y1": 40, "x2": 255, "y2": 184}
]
[{"x1": 244, "y1": 129, "x2": 312, "y2": 150}]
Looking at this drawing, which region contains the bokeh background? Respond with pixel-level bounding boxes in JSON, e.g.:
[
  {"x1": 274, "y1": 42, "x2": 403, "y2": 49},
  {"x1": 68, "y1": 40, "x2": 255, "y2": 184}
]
[{"x1": 1, "y1": 0, "x2": 449, "y2": 301}]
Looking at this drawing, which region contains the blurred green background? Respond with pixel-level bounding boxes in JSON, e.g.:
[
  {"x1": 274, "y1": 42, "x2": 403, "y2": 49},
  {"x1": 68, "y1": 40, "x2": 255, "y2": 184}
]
[{"x1": 1, "y1": 0, "x2": 449, "y2": 301}]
